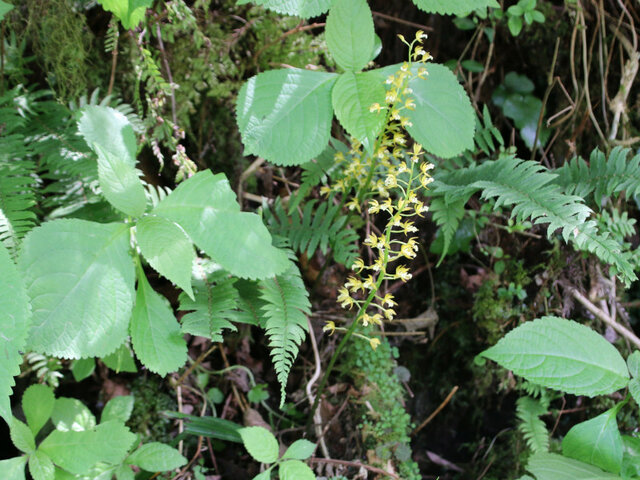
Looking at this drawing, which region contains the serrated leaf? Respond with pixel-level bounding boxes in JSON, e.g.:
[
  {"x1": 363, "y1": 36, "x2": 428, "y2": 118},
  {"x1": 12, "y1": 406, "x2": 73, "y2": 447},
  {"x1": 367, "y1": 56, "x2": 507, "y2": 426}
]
[
  {"x1": 629, "y1": 379, "x2": 640, "y2": 406},
  {"x1": 480, "y1": 316, "x2": 629, "y2": 396},
  {"x1": 130, "y1": 270, "x2": 187, "y2": 376},
  {"x1": 237, "y1": 0, "x2": 331, "y2": 18},
  {"x1": 239, "y1": 427, "x2": 279, "y2": 464},
  {"x1": 40, "y1": 421, "x2": 136, "y2": 474},
  {"x1": 126, "y1": 443, "x2": 187, "y2": 471},
  {"x1": 412, "y1": 0, "x2": 499, "y2": 15},
  {"x1": 78, "y1": 106, "x2": 145, "y2": 217},
  {"x1": 101, "y1": 343, "x2": 137, "y2": 373},
  {"x1": 19, "y1": 219, "x2": 135, "y2": 358},
  {"x1": 325, "y1": 0, "x2": 374, "y2": 72},
  {"x1": 0, "y1": 456, "x2": 27, "y2": 480},
  {"x1": 0, "y1": 0, "x2": 13, "y2": 21},
  {"x1": 29, "y1": 451, "x2": 54, "y2": 480},
  {"x1": 527, "y1": 452, "x2": 621, "y2": 479},
  {"x1": 562, "y1": 407, "x2": 623, "y2": 473},
  {"x1": 628, "y1": 351, "x2": 640, "y2": 378},
  {"x1": 332, "y1": 71, "x2": 386, "y2": 153},
  {"x1": 153, "y1": 170, "x2": 289, "y2": 279},
  {"x1": 236, "y1": 69, "x2": 337, "y2": 166},
  {"x1": 0, "y1": 243, "x2": 31, "y2": 424},
  {"x1": 71, "y1": 358, "x2": 96, "y2": 382},
  {"x1": 96, "y1": 0, "x2": 151, "y2": 29},
  {"x1": 10, "y1": 418, "x2": 35, "y2": 454},
  {"x1": 101, "y1": 396, "x2": 134, "y2": 424},
  {"x1": 51, "y1": 398, "x2": 96, "y2": 432},
  {"x1": 279, "y1": 460, "x2": 315, "y2": 480},
  {"x1": 115, "y1": 465, "x2": 135, "y2": 480},
  {"x1": 283, "y1": 439, "x2": 316, "y2": 460},
  {"x1": 22, "y1": 385, "x2": 55, "y2": 436},
  {"x1": 137, "y1": 215, "x2": 195, "y2": 299}
]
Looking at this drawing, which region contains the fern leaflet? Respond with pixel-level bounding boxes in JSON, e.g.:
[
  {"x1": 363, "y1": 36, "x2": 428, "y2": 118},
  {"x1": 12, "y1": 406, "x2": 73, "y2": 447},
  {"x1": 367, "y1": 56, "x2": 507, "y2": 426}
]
[{"x1": 516, "y1": 396, "x2": 549, "y2": 453}]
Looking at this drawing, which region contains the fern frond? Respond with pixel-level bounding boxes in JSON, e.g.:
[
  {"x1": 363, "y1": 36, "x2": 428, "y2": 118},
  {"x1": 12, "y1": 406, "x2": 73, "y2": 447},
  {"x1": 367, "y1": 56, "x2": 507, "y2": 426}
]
[
  {"x1": 554, "y1": 147, "x2": 640, "y2": 208},
  {"x1": 429, "y1": 197, "x2": 465, "y2": 264},
  {"x1": 260, "y1": 261, "x2": 311, "y2": 407},
  {"x1": 597, "y1": 209, "x2": 636, "y2": 243},
  {"x1": 516, "y1": 396, "x2": 549, "y2": 453}
]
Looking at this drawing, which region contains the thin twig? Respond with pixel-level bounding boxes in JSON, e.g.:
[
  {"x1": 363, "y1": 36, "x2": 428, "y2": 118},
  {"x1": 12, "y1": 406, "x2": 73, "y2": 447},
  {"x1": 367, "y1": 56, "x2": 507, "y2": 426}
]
[
  {"x1": 305, "y1": 317, "x2": 331, "y2": 460},
  {"x1": 107, "y1": 21, "x2": 120, "y2": 96},
  {"x1": 412, "y1": 385, "x2": 459, "y2": 436},
  {"x1": 155, "y1": 23, "x2": 177, "y2": 125},
  {"x1": 372, "y1": 11, "x2": 433, "y2": 32}
]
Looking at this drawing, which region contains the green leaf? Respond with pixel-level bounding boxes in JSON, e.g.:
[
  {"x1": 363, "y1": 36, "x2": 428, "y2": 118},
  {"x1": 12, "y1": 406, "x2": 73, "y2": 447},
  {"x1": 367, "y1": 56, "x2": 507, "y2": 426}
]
[
  {"x1": 629, "y1": 378, "x2": 640, "y2": 406},
  {"x1": 283, "y1": 439, "x2": 316, "y2": 460},
  {"x1": 0, "y1": 456, "x2": 27, "y2": 480},
  {"x1": 71, "y1": 358, "x2": 96, "y2": 382},
  {"x1": 621, "y1": 435, "x2": 640, "y2": 478},
  {"x1": 628, "y1": 351, "x2": 640, "y2": 378},
  {"x1": 279, "y1": 460, "x2": 315, "y2": 480},
  {"x1": 236, "y1": 69, "x2": 337, "y2": 166},
  {"x1": 164, "y1": 412, "x2": 242, "y2": 443},
  {"x1": 0, "y1": 243, "x2": 31, "y2": 424},
  {"x1": 412, "y1": 0, "x2": 499, "y2": 15},
  {"x1": 126, "y1": 443, "x2": 187, "y2": 471},
  {"x1": 130, "y1": 269, "x2": 187, "y2": 376},
  {"x1": 78, "y1": 106, "x2": 146, "y2": 217},
  {"x1": 40, "y1": 421, "x2": 136, "y2": 475},
  {"x1": 10, "y1": 418, "x2": 35, "y2": 454},
  {"x1": 332, "y1": 71, "x2": 386, "y2": 153},
  {"x1": 19, "y1": 220, "x2": 135, "y2": 359},
  {"x1": 508, "y1": 15, "x2": 524, "y2": 35},
  {"x1": 237, "y1": 0, "x2": 331, "y2": 18},
  {"x1": 0, "y1": 0, "x2": 14, "y2": 21},
  {"x1": 562, "y1": 407, "x2": 624, "y2": 473},
  {"x1": 325, "y1": 0, "x2": 374, "y2": 72},
  {"x1": 96, "y1": 0, "x2": 151, "y2": 29},
  {"x1": 137, "y1": 215, "x2": 195, "y2": 299},
  {"x1": 115, "y1": 465, "x2": 135, "y2": 480},
  {"x1": 527, "y1": 452, "x2": 622, "y2": 479},
  {"x1": 239, "y1": 427, "x2": 279, "y2": 464},
  {"x1": 101, "y1": 396, "x2": 134, "y2": 424},
  {"x1": 153, "y1": 170, "x2": 289, "y2": 279},
  {"x1": 480, "y1": 316, "x2": 629, "y2": 396},
  {"x1": 29, "y1": 451, "x2": 54, "y2": 480},
  {"x1": 101, "y1": 343, "x2": 137, "y2": 373},
  {"x1": 51, "y1": 398, "x2": 96, "y2": 432},
  {"x1": 251, "y1": 470, "x2": 273, "y2": 480},
  {"x1": 22, "y1": 384, "x2": 55, "y2": 436}
]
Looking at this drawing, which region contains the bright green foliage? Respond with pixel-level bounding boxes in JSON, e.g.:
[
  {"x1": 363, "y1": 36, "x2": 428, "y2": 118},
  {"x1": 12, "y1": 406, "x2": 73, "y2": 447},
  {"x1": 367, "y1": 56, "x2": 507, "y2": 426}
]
[
  {"x1": 0, "y1": 244, "x2": 30, "y2": 423},
  {"x1": 332, "y1": 72, "x2": 386, "y2": 153},
  {"x1": 236, "y1": 69, "x2": 337, "y2": 166},
  {"x1": 279, "y1": 460, "x2": 316, "y2": 479},
  {"x1": 325, "y1": 0, "x2": 374, "y2": 72},
  {"x1": 125, "y1": 443, "x2": 187, "y2": 471},
  {"x1": 96, "y1": 0, "x2": 152, "y2": 30},
  {"x1": 429, "y1": 197, "x2": 466, "y2": 263},
  {"x1": 137, "y1": 215, "x2": 195, "y2": 299},
  {"x1": 239, "y1": 427, "x2": 280, "y2": 463},
  {"x1": 51, "y1": 398, "x2": 96, "y2": 431},
  {"x1": 28, "y1": 451, "x2": 54, "y2": 480},
  {"x1": 0, "y1": 0, "x2": 13, "y2": 20},
  {"x1": 516, "y1": 396, "x2": 549, "y2": 453},
  {"x1": 78, "y1": 106, "x2": 146, "y2": 218},
  {"x1": 506, "y1": 0, "x2": 545, "y2": 36},
  {"x1": 153, "y1": 170, "x2": 290, "y2": 279},
  {"x1": 259, "y1": 261, "x2": 311, "y2": 407},
  {"x1": 412, "y1": 0, "x2": 500, "y2": 15},
  {"x1": 101, "y1": 396, "x2": 134, "y2": 424},
  {"x1": 237, "y1": 0, "x2": 332, "y2": 18},
  {"x1": 10, "y1": 418, "x2": 35, "y2": 454},
  {"x1": 19, "y1": 220, "x2": 135, "y2": 359},
  {"x1": 481, "y1": 316, "x2": 629, "y2": 396},
  {"x1": 283, "y1": 439, "x2": 316, "y2": 460},
  {"x1": 0, "y1": 457, "x2": 27, "y2": 480},
  {"x1": 23, "y1": 385, "x2": 55, "y2": 436},
  {"x1": 527, "y1": 453, "x2": 621, "y2": 479},
  {"x1": 102, "y1": 343, "x2": 137, "y2": 373},
  {"x1": 554, "y1": 147, "x2": 640, "y2": 208},
  {"x1": 71, "y1": 358, "x2": 95, "y2": 382},
  {"x1": 562, "y1": 406, "x2": 624, "y2": 474},
  {"x1": 130, "y1": 268, "x2": 187, "y2": 377}
]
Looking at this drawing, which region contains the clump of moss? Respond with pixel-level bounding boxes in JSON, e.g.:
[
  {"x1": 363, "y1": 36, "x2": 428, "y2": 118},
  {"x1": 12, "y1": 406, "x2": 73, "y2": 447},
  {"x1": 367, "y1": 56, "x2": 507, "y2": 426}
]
[{"x1": 129, "y1": 376, "x2": 177, "y2": 444}]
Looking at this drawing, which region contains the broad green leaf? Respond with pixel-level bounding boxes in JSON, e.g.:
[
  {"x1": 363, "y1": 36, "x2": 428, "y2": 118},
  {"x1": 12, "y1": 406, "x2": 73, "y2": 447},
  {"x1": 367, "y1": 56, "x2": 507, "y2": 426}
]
[
  {"x1": 153, "y1": 170, "x2": 289, "y2": 279},
  {"x1": 126, "y1": 443, "x2": 187, "y2": 471},
  {"x1": 630, "y1": 378, "x2": 640, "y2": 407},
  {"x1": 239, "y1": 427, "x2": 279, "y2": 464},
  {"x1": 10, "y1": 418, "x2": 35, "y2": 454},
  {"x1": 527, "y1": 452, "x2": 621, "y2": 479},
  {"x1": 51, "y1": 398, "x2": 96, "y2": 432},
  {"x1": 96, "y1": 0, "x2": 151, "y2": 30},
  {"x1": 236, "y1": 0, "x2": 331, "y2": 18},
  {"x1": 130, "y1": 270, "x2": 187, "y2": 376},
  {"x1": 283, "y1": 439, "x2": 316, "y2": 460},
  {"x1": 325, "y1": 0, "x2": 374, "y2": 72},
  {"x1": 332, "y1": 71, "x2": 386, "y2": 153},
  {"x1": 71, "y1": 358, "x2": 96, "y2": 382},
  {"x1": 22, "y1": 384, "x2": 55, "y2": 436},
  {"x1": 562, "y1": 407, "x2": 623, "y2": 473},
  {"x1": 137, "y1": 216, "x2": 195, "y2": 299},
  {"x1": 236, "y1": 69, "x2": 337, "y2": 166},
  {"x1": 29, "y1": 451, "x2": 54, "y2": 480},
  {"x1": 412, "y1": 0, "x2": 499, "y2": 15},
  {"x1": 628, "y1": 351, "x2": 640, "y2": 378},
  {"x1": 101, "y1": 396, "x2": 134, "y2": 424},
  {"x1": 621, "y1": 435, "x2": 640, "y2": 478},
  {"x1": 19, "y1": 220, "x2": 135, "y2": 359},
  {"x1": 164, "y1": 412, "x2": 243, "y2": 443},
  {"x1": 101, "y1": 343, "x2": 137, "y2": 373},
  {"x1": 78, "y1": 106, "x2": 145, "y2": 217},
  {"x1": 40, "y1": 421, "x2": 136, "y2": 474},
  {"x1": 0, "y1": 0, "x2": 13, "y2": 21},
  {"x1": 252, "y1": 470, "x2": 272, "y2": 480},
  {"x1": 279, "y1": 460, "x2": 315, "y2": 480},
  {"x1": 115, "y1": 465, "x2": 135, "y2": 480},
  {"x1": 0, "y1": 456, "x2": 27, "y2": 480},
  {"x1": 480, "y1": 317, "x2": 629, "y2": 396},
  {"x1": 0, "y1": 243, "x2": 31, "y2": 424}
]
